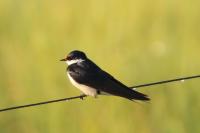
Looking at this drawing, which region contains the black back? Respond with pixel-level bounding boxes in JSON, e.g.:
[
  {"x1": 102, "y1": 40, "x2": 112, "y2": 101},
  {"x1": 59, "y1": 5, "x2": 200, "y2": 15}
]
[{"x1": 67, "y1": 58, "x2": 149, "y2": 101}]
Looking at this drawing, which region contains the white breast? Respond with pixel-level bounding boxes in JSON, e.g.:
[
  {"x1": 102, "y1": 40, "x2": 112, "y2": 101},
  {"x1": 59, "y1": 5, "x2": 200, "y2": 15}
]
[{"x1": 67, "y1": 72, "x2": 97, "y2": 97}]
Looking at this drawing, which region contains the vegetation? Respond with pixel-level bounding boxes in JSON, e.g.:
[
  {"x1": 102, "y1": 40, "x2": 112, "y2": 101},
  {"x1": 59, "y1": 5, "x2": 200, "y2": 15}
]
[{"x1": 0, "y1": 0, "x2": 200, "y2": 132}]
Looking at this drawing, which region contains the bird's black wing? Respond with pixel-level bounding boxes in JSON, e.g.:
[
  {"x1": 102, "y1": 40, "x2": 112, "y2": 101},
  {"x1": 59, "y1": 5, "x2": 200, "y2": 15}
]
[
  {"x1": 68, "y1": 60, "x2": 149, "y2": 101},
  {"x1": 97, "y1": 70, "x2": 150, "y2": 101}
]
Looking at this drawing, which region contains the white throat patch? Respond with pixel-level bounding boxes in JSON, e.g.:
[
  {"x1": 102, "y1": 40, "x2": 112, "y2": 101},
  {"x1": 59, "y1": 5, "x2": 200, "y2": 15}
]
[{"x1": 66, "y1": 59, "x2": 84, "y2": 65}]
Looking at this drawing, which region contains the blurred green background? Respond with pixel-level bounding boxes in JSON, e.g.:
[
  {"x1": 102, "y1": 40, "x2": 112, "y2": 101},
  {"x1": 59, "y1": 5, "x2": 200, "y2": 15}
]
[{"x1": 0, "y1": 0, "x2": 200, "y2": 133}]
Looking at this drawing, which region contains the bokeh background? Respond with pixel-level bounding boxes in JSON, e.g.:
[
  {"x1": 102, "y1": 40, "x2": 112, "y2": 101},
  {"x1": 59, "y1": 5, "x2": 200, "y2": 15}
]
[{"x1": 0, "y1": 0, "x2": 200, "y2": 133}]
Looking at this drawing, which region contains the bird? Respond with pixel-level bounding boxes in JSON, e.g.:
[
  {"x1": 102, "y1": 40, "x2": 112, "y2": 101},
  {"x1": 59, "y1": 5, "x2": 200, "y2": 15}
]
[{"x1": 60, "y1": 50, "x2": 150, "y2": 101}]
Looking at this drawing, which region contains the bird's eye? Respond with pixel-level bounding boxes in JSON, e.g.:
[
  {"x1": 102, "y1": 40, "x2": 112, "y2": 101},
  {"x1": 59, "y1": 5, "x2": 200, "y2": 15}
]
[{"x1": 67, "y1": 56, "x2": 72, "y2": 60}]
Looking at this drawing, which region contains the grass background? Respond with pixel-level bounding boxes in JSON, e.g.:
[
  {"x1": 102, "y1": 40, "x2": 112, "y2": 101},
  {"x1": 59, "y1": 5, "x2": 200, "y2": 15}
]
[{"x1": 0, "y1": 0, "x2": 200, "y2": 133}]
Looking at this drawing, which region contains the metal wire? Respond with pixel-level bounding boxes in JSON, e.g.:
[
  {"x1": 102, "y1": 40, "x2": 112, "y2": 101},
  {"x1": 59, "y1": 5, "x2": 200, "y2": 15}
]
[{"x1": 0, "y1": 75, "x2": 200, "y2": 112}]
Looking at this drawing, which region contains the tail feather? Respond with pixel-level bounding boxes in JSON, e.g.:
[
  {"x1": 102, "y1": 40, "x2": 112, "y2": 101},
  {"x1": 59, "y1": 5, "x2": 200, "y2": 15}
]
[
  {"x1": 129, "y1": 91, "x2": 150, "y2": 101},
  {"x1": 123, "y1": 89, "x2": 150, "y2": 101}
]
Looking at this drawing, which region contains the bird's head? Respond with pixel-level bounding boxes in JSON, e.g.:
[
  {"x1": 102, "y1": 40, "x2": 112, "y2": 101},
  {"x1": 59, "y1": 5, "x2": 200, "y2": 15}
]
[{"x1": 60, "y1": 50, "x2": 87, "y2": 65}]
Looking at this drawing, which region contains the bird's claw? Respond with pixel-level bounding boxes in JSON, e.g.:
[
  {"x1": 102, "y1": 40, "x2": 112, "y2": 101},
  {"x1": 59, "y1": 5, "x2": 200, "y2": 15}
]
[
  {"x1": 80, "y1": 94, "x2": 86, "y2": 100},
  {"x1": 80, "y1": 96, "x2": 84, "y2": 100}
]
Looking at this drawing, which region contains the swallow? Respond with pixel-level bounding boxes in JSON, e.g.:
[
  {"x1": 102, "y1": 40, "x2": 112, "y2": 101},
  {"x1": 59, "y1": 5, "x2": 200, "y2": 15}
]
[{"x1": 61, "y1": 50, "x2": 149, "y2": 101}]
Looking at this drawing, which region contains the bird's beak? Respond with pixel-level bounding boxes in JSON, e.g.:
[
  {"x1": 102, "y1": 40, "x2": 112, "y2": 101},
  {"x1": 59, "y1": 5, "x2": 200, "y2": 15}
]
[{"x1": 60, "y1": 58, "x2": 67, "y2": 61}]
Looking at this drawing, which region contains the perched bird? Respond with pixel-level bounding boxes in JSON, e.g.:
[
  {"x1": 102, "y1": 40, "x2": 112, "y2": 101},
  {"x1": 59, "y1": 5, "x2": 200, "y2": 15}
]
[{"x1": 60, "y1": 50, "x2": 149, "y2": 101}]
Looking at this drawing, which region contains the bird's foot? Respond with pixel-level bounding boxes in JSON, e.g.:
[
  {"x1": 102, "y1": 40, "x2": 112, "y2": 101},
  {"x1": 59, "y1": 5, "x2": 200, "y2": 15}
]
[{"x1": 80, "y1": 94, "x2": 87, "y2": 100}]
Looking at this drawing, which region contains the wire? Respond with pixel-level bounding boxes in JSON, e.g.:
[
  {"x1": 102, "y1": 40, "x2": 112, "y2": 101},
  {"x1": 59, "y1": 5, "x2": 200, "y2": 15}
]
[
  {"x1": 130, "y1": 75, "x2": 200, "y2": 89},
  {"x1": 0, "y1": 75, "x2": 200, "y2": 112},
  {"x1": 0, "y1": 94, "x2": 87, "y2": 112}
]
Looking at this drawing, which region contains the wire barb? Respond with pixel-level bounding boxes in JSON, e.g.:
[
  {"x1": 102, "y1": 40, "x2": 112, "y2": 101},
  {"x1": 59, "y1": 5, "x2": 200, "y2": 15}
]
[{"x1": 0, "y1": 75, "x2": 200, "y2": 112}]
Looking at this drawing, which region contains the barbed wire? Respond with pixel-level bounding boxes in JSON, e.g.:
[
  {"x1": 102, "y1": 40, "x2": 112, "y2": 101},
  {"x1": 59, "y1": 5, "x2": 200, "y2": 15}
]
[
  {"x1": 0, "y1": 94, "x2": 87, "y2": 112},
  {"x1": 130, "y1": 75, "x2": 200, "y2": 89},
  {"x1": 0, "y1": 75, "x2": 200, "y2": 112}
]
